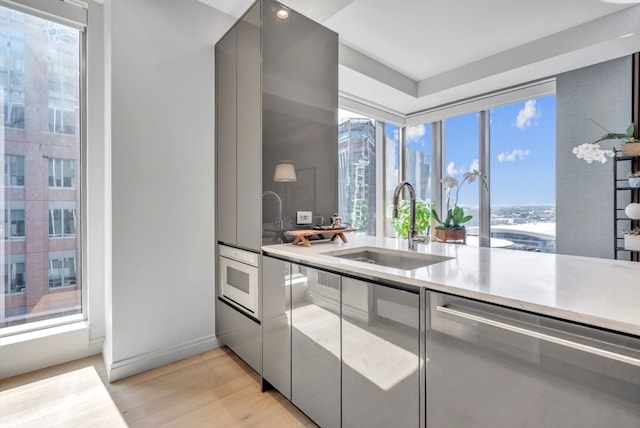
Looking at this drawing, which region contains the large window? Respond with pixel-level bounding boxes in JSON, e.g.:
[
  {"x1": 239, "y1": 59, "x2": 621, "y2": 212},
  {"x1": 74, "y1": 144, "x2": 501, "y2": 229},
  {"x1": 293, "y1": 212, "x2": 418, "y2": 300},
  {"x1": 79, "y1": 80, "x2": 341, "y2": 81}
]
[
  {"x1": 489, "y1": 96, "x2": 556, "y2": 252},
  {"x1": 1, "y1": 5, "x2": 82, "y2": 329}
]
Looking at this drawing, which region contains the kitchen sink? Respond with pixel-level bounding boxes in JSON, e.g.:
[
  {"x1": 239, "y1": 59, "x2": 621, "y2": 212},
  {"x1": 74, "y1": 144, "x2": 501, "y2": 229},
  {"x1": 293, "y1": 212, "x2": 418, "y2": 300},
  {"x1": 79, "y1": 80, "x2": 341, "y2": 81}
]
[{"x1": 323, "y1": 246, "x2": 453, "y2": 270}]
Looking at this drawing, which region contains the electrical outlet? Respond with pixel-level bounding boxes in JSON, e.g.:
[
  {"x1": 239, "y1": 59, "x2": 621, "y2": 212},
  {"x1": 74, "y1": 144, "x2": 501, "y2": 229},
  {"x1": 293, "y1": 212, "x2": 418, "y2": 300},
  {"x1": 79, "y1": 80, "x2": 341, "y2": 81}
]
[{"x1": 297, "y1": 211, "x2": 312, "y2": 225}]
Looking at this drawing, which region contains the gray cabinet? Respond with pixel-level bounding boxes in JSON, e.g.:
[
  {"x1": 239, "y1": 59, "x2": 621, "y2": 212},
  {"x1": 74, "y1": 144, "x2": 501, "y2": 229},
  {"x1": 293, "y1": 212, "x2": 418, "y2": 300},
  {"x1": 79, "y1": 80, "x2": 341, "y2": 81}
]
[
  {"x1": 215, "y1": 0, "x2": 338, "y2": 249},
  {"x1": 215, "y1": 2, "x2": 261, "y2": 250},
  {"x1": 262, "y1": 256, "x2": 291, "y2": 399},
  {"x1": 215, "y1": 26, "x2": 237, "y2": 245},
  {"x1": 216, "y1": 298, "x2": 261, "y2": 373},
  {"x1": 291, "y1": 266, "x2": 341, "y2": 428},
  {"x1": 341, "y1": 277, "x2": 421, "y2": 428},
  {"x1": 427, "y1": 291, "x2": 640, "y2": 428}
]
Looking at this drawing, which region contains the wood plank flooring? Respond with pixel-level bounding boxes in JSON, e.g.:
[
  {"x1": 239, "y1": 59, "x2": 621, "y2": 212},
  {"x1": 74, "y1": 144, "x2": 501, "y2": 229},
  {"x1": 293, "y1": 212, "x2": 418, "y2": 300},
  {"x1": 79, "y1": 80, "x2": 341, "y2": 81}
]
[{"x1": 1, "y1": 346, "x2": 316, "y2": 428}]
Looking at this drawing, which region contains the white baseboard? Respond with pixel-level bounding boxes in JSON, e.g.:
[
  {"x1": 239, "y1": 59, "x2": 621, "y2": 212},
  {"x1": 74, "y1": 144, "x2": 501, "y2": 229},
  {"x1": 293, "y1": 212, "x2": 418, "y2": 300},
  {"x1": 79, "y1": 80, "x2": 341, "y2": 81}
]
[{"x1": 105, "y1": 335, "x2": 221, "y2": 382}]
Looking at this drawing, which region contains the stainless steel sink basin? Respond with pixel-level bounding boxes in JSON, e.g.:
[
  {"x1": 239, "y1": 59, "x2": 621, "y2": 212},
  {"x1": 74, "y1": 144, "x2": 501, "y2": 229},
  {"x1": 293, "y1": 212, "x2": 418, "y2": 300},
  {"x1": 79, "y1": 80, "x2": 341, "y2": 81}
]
[{"x1": 323, "y1": 246, "x2": 453, "y2": 270}]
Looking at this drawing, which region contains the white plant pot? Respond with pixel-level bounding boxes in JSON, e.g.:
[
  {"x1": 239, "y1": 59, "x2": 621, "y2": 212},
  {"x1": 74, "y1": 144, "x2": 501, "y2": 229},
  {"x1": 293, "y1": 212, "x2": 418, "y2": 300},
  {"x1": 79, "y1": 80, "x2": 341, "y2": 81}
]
[
  {"x1": 629, "y1": 177, "x2": 640, "y2": 188},
  {"x1": 623, "y1": 234, "x2": 640, "y2": 251}
]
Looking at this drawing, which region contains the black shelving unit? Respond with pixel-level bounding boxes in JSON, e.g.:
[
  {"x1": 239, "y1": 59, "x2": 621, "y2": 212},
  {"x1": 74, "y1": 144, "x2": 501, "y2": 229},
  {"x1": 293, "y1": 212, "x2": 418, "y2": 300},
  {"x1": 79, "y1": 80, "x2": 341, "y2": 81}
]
[{"x1": 613, "y1": 150, "x2": 640, "y2": 261}]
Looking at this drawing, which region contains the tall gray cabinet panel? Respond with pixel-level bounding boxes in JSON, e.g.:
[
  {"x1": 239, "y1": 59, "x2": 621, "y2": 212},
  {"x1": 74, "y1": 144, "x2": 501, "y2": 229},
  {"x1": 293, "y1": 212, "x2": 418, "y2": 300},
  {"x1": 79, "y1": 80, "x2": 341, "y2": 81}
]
[
  {"x1": 341, "y1": 277, "x2": 420, "y2": 428},
  {"x1": 236, "y1": 5, "x2": 262, "y2": 249},
  {"x1": 427, "y1": 292, "x2": 640, "y2": 428},
  {"x1": 215, "y1": 27, "x2": 237, "y2": 245},
  {"x1": 291, "y1": 266, "x2": 341, "y2": 428},
  {"x1": 261, "y1": 0, "x2": 339, "y2": 235},
  {"x1": 262, "y1": 256, "x2": 291, "y2": 399}
]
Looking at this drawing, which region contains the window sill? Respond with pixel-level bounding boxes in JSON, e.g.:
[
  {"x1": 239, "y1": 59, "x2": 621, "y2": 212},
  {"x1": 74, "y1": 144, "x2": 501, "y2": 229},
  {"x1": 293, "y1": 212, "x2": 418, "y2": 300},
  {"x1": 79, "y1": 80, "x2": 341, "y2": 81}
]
[{"x1": 0, "y1": 315, "x2": 86, "y2": 344}]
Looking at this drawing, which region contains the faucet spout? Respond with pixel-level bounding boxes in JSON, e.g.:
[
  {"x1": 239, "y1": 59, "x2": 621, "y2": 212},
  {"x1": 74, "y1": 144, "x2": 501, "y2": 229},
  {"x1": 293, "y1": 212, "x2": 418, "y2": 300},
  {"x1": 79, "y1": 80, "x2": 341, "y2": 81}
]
[
  {"x1": 262, "y1": 191, "x2": 283, "y2": 229},
  {"x1": 392, "y1": 181, "x2": 418, "y2": 250}
]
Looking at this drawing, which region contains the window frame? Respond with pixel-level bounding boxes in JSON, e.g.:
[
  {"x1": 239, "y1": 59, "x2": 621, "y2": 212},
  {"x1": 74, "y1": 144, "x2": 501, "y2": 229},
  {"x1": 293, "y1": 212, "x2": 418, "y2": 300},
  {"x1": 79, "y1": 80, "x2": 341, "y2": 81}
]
[
  {"x1": 340, "y1": 79, "x2": 555, "y2": 244},
  {"x1": 0, "y1": 0, "x2": 87, "y2": 336}
]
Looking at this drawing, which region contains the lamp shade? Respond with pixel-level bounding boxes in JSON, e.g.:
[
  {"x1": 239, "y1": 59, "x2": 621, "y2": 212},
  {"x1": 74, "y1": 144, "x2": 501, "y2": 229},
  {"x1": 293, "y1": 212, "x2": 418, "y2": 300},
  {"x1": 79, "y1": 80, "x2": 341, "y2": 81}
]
[{"x1": 274, "y1": 161, "x2": 297, "y2": 182}]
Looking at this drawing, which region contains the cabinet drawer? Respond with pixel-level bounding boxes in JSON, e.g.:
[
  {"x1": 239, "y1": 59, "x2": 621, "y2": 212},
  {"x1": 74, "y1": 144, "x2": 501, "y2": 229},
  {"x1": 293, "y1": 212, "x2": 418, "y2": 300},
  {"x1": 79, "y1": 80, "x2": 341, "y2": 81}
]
[{"x1": 219, "y1": 245, "x2": 259, "y2": 266}]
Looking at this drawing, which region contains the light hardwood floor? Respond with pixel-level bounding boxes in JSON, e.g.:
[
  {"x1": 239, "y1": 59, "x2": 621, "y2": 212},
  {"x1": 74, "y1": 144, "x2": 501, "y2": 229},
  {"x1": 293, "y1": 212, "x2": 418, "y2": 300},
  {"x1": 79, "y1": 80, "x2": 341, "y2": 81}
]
[{"x1": 0, "y1": 346, "x2": 316, "y2": 428}]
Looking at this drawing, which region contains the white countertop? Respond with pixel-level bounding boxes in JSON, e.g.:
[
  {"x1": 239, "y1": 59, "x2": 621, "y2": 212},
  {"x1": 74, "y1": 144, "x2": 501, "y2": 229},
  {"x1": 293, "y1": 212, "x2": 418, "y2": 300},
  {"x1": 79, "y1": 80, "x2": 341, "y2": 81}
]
[{"x1": 263, "y1": 235, "x2": 640, "y2": 337}]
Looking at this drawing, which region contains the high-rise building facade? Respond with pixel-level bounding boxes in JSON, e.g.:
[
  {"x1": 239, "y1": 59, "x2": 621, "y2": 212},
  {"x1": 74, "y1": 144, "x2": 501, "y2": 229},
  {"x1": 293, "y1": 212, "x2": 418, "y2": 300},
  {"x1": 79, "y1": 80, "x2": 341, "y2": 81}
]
[
  {"x1": 1, "y1": 6, "x2": 81, "y2": 328},
  {"x1": 338, "y1": 118, "x2": 376, "y2": 235}
]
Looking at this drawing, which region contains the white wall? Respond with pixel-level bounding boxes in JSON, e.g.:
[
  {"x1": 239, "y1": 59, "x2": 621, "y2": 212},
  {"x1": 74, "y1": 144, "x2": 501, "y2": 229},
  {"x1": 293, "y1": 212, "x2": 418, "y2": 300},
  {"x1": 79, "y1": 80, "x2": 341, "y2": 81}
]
[{"x1": 105, "y1": 0, "x2": 234, "y2": 381}]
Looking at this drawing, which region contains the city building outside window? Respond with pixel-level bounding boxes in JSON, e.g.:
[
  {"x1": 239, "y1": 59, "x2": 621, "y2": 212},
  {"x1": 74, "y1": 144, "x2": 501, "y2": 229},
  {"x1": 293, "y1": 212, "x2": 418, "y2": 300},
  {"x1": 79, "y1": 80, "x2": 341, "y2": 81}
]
[
  {"x1": 1, "y1": 5, "x2": 82, "y2": 329},
  {"x1": 384, "y1": 122, "x2": 400, "y2": 237},
  {"x1": 338, "y1": 110, "x2": 377, "y2": 235}
]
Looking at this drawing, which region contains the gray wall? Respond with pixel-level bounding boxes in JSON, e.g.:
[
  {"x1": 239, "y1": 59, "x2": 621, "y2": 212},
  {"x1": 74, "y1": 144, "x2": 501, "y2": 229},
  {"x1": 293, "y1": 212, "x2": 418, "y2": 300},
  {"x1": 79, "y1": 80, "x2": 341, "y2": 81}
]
[
  {"x1": 556, "y1": 56, "x2": 632, "y2": 259},
  {"x1": 105, "y1": 0, "x2": 234, "y2": 380}
]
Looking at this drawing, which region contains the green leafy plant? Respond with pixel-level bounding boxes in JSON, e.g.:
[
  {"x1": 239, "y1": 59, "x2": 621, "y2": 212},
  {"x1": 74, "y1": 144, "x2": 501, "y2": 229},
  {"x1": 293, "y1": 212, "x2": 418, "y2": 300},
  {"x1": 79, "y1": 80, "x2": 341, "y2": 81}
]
[
  {"x1": 389, "y1": 198, "x2": 432, "y2": 238},
  {"x1": 593, "y1": 122, "x2": 638, "y2": 145},
  {"x1": 431, "y1": 170, "x2": 487, "y2": 230}
]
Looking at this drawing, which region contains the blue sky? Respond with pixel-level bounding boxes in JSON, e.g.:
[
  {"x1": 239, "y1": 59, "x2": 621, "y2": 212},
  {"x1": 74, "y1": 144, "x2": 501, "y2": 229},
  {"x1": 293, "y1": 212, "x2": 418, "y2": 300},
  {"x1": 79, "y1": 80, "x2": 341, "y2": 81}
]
[{"x1": 405, "y1": 95, "x2": 556, "y2": 207}]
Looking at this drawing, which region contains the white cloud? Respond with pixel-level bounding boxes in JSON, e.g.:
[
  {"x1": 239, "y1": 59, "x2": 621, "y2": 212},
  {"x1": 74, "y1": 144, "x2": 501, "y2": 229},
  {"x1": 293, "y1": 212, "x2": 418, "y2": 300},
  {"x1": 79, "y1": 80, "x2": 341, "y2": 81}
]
[
  {"x1": 514, "y1": 99, "x2": 540, "y2": 130},
  {"x1": 446, "y1": 160, "x2": 481, "y2": 176},
  {"x1": 497, "y1": 148, "x2": 531, "y2": 162},
  {"x1": 406, "y1": 124, "x2": 426, "y2": 141},
  {"x1": 446, "y1": 161, "x2": 460, "y2": 176}
]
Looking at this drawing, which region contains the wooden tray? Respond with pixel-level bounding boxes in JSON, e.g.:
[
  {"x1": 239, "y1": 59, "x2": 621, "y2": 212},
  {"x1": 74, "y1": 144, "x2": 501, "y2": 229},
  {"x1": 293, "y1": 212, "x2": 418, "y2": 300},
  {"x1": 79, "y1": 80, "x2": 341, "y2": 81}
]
[{"x1": 285, "y1": 228, "x2": 356, "y2": 247}]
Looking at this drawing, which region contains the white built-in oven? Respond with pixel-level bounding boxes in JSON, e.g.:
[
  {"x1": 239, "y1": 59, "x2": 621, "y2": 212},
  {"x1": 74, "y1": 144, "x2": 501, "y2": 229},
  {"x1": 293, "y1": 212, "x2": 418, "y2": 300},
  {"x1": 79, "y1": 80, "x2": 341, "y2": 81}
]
[{"x1": 219, "y1": 245, "x2": 260, "y2": 319}]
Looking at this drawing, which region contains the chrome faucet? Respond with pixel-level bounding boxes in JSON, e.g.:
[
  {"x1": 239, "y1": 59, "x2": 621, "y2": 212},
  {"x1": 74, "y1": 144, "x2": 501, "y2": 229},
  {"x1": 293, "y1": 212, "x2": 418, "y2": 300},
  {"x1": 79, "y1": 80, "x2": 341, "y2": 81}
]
[
  {"x1": 262, "y1": 191, "x2": 283, "y2": 229},
  {"x1": 392, "y1": 181, "x2": 420, "y2": 250}
]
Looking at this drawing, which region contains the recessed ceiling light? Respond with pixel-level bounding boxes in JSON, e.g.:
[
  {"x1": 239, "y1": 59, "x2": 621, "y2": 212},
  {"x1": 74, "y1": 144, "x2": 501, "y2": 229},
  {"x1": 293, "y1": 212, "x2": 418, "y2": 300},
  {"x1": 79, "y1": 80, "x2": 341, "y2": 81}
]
[
  {"x1": 276, "y1": 9, "x2": 289, "y2": 19},
  {"x1": 601, "y1": 0, "x2": 640, "y2": 4}
]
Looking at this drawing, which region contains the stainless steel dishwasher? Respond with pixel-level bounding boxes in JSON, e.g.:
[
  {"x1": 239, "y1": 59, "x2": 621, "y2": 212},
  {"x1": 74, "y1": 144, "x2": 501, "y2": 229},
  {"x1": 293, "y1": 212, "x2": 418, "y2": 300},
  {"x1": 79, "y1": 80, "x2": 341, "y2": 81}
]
[{"x1": 426, "y1": 291, "x2": 640, "y2": 428}]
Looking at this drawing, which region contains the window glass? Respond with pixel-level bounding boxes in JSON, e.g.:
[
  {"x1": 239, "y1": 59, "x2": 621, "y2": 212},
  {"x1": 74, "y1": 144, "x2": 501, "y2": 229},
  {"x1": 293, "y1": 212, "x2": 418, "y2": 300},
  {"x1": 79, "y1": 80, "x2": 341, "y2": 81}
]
[
  {"x1": 443, "y1": 113, "x2": 480, "y2": 228},
  {"x1": 1, "y1": 6, "x2": 81, "y2": 329},
  {"x1": 405, "y1": 122, "x2": 432, "y2": 202},
  {"x1": 384, "y1": 123, "x2": 400, "y2": 237},
  {"x1": 3, "y1": 155, "x2": 25, "y2": 186},
  {"x1": 338, "y1": 109, "x2": 377, "y2": 235},
  {"x1": 489, "y1": 96, "x2": 556, "y2": 252}
]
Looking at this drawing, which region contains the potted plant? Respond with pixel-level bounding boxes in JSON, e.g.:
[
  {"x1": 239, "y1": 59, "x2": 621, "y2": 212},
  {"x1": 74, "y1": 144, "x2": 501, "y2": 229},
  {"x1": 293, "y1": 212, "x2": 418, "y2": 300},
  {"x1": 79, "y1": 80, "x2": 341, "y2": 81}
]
[
  {"x1": 389, "y1": 198, "x2": 432, "y2": 238},
  {"x1": 628, "y1": 171, "x2": 640, "y2": 188},
  {"x1": 431, "y1": 170, "x2": 487, "y2": 242},
  {"x1": 623, "y1": 228, "x2": 640, "y2": 251},
  {"x1": 592, "y1": 122, "x2": 639, "y2": 156}
]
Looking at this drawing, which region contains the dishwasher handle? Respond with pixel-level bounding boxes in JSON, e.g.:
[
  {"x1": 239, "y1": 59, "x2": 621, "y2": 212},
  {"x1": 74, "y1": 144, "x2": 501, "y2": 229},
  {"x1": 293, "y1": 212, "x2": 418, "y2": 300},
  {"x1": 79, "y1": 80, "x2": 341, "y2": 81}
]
[{"x1": 436, "y1": 305, "x2": 640, "y2": 367}]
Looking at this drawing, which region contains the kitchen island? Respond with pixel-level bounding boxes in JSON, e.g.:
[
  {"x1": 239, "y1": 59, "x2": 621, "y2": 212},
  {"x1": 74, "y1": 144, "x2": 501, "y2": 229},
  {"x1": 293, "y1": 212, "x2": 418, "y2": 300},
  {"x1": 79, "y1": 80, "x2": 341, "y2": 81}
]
[
  {"x1": 261, "y1": 236, "x2": 640, "y2": 428},
  {"x1": 263, "y1": 235, "x2": 640, "y2": 336}
]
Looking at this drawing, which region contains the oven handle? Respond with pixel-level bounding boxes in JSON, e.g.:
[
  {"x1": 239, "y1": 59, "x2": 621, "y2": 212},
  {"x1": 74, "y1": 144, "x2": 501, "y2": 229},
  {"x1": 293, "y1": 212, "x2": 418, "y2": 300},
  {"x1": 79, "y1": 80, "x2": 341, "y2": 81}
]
[{"x1": 436, "y1": 305, "x2": 640, "y2": 367}]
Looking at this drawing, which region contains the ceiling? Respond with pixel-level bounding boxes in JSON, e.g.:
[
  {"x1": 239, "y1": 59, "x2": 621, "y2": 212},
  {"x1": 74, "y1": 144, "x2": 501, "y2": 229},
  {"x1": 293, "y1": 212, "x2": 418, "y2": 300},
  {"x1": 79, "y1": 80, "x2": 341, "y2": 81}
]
[{"x1": 200, "y1": 0, "x2": 640, "y2": 117}]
